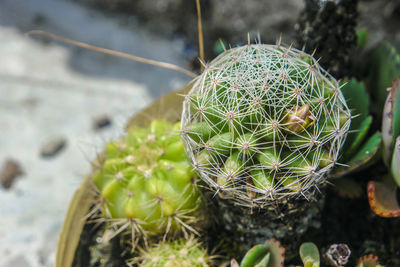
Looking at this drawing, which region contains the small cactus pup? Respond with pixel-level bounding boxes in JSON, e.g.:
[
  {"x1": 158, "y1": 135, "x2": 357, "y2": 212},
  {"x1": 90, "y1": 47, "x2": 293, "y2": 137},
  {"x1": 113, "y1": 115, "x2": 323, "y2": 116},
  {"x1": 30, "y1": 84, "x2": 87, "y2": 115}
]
[
  {"x1": 91, "y1": 119, "x2": 202, "y2": 247},
  {"x1": 181, "y1": 44, "x2": 351, "y2": 255},
  {"x1": 131, "y1": 236, "x2": 211, "y2": 267},
  {"x1": 229, "y1": 240, "x2": 385, "y2": 267}
]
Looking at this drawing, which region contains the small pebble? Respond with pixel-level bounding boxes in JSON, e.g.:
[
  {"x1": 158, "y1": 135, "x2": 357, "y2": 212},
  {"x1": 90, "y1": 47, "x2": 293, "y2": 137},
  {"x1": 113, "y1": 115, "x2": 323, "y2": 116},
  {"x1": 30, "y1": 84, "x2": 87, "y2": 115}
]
[
  {"x1": 40, "y1": 137, "x2": 67, "y2": 158},
  {"x1": 0, "y1": 159, "x2": 24, "y2": 189},
  {"x1": 93, "y1": 114, "x2": 112, "y2": 130}
]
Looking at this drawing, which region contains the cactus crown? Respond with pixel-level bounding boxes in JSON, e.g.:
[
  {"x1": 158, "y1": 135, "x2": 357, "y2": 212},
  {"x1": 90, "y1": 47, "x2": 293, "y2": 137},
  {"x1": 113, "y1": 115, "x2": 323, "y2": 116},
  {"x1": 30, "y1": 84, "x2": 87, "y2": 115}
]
[{"x1": 181, "y1": 44, "x2": 351, "y2": 207}]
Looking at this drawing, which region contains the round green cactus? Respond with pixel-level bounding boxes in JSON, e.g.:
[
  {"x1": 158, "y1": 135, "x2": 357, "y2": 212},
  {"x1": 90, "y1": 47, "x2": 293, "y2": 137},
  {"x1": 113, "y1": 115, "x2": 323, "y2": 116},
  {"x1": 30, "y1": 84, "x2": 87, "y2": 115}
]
[
  {"x1": 181, "y1": 44, "x2": 351, "y2": 206},
  {"x1": 134, "y1": 237, "x2": 210, "y2": 267},
  {"x1": 92, "y1": 120, "x2": 201, "y2": 240}
]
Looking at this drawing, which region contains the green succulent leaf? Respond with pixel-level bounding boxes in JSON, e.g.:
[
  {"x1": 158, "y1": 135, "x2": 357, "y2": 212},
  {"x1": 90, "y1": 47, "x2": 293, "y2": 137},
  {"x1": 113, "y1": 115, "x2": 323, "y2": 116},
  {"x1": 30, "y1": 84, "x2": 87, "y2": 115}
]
[
  {"x1": 369, "y1": 41, "x2": 400, "y2": 116},
  {"x1": 240, "y1": 244, "x2": 270, "y2": 267},
  {"x1": 264, "y1": 239, "x2": 285, "y2": 267},
  {"x1": 255, "y1": 253, "x2": 270, "y2": 267},
  {"x1": 346, "y1": 131, "x2": 382, "y2": 168},
  {"x1": 299, "y1": 242, "x2": 320, "y2": 267},
  {"x1": 356, "y1": 29, "x2": 369, "y2": 48},
  {"x1": 340, "y1": 79, "x2": 369, "y2": 129},
  {"x1": 382, "y1": 79, "x2": 400, "y2": 166},
  {"x1": 345, "y1": 116, "x2": 372, "y2": 160},
  {"x1": 333, "y1": 132, "x2": 382, "y2": 177},
  {"x1": 391, "y1": 136, "x2": 400, "y2": 188},
  {"x1": 340, "y1": 80, "x2": 369, "y2": 154}
]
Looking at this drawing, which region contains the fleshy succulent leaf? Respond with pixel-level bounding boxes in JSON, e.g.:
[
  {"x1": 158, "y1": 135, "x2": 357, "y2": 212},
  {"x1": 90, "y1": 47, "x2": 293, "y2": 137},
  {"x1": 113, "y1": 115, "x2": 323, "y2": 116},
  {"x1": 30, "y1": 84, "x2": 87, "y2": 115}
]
[
  {"x1": 240, "y1": 244, "x2": 270, "y2": 267},
  {"x1": 356, "y1": 29, "x2": 369, "y2": 48},
  {"x1": 340, "y1": 79, "x2": 369, "y2": 137},
  {"x1": 264, "y1": 239, "x2": 285, "y2": 267},
  {"x1": 391, "y1": 136, "x2": 400, "y2": 188},
  {"x1": 357, "y1": 254, "x2": 384, "y2": 267},
  {"x1": 368, "y1": 41, "x2": 400, "y2": 115},
  {"x1": 367, "y1": 181, "x2": 400, "y2": 218},
  {"x1": 299, "y1": 242, "x2": 320, "y2": 267},
  {"x1": 333, "y1": 132, "x2": 382, "y2": 177},
  {"x1": 345, "y1": 116, "x2": 373, "y2": 159},
  {"x1": 382, "y1": 79, "x2": 400, "y2": 166}
]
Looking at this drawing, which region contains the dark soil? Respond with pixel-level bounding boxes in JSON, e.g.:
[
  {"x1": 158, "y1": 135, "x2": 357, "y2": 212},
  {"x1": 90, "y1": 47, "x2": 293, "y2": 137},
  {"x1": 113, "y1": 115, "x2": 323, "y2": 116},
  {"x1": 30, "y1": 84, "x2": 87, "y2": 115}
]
[{"x1": 72, "y1": 168, "x2": 400, "y2": 266}]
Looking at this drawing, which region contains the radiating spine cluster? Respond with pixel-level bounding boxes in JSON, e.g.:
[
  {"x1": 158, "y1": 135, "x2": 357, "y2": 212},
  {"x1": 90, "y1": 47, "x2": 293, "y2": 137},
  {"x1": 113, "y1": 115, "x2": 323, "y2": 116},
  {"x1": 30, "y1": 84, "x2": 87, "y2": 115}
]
[
  {"x1": 181, "y1": 44, "x2": 351, "y2": 206},
  {"x1": 92, "y1": 120, "x2": 201, "y2": 242}
]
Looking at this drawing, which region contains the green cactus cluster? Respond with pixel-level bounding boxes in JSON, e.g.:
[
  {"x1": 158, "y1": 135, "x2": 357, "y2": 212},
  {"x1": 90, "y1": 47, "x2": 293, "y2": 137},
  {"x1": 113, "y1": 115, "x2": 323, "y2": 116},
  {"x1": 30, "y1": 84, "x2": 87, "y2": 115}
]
[
  {"x1": 133, "y1": 237, "x2": 210, "y2": 267},
  {"x1": 92, "y1": 120, "x2": 201, "y2": 240},
  {"x1": 181, "y1": 44, "x2": 351, "y2": 206}
]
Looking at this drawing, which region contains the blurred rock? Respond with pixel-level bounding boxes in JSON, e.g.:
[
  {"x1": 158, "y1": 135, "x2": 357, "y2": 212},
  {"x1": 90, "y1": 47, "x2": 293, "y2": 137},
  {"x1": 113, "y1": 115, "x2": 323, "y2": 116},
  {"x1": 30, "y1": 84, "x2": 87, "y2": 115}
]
[
  {"x1": 0, "y1": 159, "x2": 24, "y2": 189},
  {"x1": 40, "y1": 137, "x2": 67, "y2": 158},
  {"x1": 92, "y1": 114, "x2": 112, "y2": 130}
]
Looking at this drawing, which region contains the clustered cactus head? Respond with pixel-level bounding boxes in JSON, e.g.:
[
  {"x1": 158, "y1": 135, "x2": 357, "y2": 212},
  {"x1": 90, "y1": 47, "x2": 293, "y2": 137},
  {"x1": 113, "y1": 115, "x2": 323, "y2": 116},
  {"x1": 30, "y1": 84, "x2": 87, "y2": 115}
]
[
  {"x1": 134, "y1": 237, "x2": 210, "y2": 267},
  {"x1": 181, "y1": 44, "x2": 351, "y2": 206},
  {"x1": 92, "y1": 120, "x2": 201, "y2": 241}
]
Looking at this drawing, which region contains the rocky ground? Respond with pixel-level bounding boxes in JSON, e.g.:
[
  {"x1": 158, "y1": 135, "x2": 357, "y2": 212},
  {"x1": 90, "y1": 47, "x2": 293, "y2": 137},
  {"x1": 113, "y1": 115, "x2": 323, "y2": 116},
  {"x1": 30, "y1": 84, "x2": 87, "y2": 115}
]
[{"x1": 0, "y1": 1, "x2": 191, "y2": 266}]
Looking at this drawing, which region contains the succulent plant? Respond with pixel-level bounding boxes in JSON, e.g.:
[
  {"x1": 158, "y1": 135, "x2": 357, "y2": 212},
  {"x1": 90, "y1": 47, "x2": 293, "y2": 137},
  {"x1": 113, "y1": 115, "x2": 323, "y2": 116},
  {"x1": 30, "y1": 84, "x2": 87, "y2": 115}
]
[
  {"x1": 367, "y1": 78, "x2": 400, "y2": 218},
  {"x1": 299, "y1": 242, "x2": 320, "y2": 267},
  {"x1": 228, "y1": 238, "x2": 285, "y2": 267},
  {"x1": 330, "y1": 39, "x2": 400, "y2": 218},
  {"x1": 91, "y1": 120, "x2": 202, "y2": 244},
  {"x1": 328, "y1": 79, "x2": 382, "y2": 179},
  {"x1": 131, "y1": 237, "x2": 210, "y2": 267},
  {"x1": 228, "y1": 239, "x2": 384, "y2": 267},
  {"x1": 181, "y1": 44, "x2": 351, "y2": 207}
]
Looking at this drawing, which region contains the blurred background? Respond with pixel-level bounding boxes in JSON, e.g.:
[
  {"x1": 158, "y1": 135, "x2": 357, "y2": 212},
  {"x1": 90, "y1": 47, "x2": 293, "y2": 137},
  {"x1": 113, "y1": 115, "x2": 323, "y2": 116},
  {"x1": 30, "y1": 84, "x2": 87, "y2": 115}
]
[{"x1": 0, "y1": 0, "x2": 399, "y2": 266}]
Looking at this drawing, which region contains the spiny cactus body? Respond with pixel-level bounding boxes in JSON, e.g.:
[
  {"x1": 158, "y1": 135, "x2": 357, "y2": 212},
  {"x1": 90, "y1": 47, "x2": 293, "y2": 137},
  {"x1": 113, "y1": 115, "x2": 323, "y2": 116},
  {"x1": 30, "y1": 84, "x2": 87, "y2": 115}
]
[
  {"x1": 92, "y1": 120, "x2": 200, "y2": 240},
  {"x1": 135, "y1": 237, "x2": 210, "y2": 267},
  {"x1": 181, "y1": 44, "x2": 351, "y2": 207}
]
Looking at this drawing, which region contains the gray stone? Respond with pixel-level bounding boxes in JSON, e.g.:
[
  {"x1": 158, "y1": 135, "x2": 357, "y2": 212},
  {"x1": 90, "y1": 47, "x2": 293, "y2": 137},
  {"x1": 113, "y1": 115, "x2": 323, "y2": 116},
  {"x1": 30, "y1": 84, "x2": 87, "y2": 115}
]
[
  {"x1": 92, "y1": 114, "x2": 112, "y2": 130},
  {"x1": 40, "y1": 137, "x2": 67, "y2": 158}
]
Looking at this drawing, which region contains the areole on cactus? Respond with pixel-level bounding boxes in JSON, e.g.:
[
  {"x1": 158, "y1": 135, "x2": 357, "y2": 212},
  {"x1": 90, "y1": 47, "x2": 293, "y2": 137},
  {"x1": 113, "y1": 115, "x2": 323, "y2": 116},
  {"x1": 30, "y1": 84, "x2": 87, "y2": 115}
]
[{"x1": 181, "y1": 44, "x2": 351, "y2": 207}]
